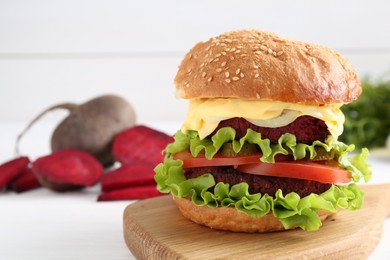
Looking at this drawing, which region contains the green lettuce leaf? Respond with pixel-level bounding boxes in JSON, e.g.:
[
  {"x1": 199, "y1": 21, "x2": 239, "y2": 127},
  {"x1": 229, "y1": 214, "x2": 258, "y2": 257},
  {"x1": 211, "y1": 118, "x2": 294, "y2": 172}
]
[
  {"x1": 156, "y1": 127, "x2": 371, "y2": 231},
  {"x1": 165, "y1": 127, "x2": 371, "y2": 183},
  {"x1": 154, "y1": 157, "x2": 364, "y2": 231}
]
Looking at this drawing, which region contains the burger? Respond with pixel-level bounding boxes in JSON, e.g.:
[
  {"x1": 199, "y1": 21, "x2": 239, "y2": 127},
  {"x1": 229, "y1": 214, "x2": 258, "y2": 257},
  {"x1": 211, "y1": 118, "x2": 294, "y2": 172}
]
[{"x1": 154, "y1": 29, "x2": 371, "y2": 232}]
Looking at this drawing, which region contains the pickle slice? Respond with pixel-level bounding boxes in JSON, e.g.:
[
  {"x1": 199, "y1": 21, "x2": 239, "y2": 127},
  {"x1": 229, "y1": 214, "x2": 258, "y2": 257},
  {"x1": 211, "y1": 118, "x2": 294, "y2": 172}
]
[
  {"x1": 221, "y1": 143, "x2": 260, "y2": 157},
  {"x1": 309, "y1": 147, "x2": 335, "y2": 161}
]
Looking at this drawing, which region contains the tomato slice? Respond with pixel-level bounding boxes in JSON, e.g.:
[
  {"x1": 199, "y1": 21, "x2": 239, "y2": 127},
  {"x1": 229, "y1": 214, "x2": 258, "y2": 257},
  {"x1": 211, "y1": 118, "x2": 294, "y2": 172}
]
[
  {"x1": 173, "y1": 150, "x2": 263, "y2": 168},
  {"x1": 173, "y1": 150, "x2": 351, "y2": 184},
  {"x1": 236, "y1": 161, "x2": 351, "y2": 184}
]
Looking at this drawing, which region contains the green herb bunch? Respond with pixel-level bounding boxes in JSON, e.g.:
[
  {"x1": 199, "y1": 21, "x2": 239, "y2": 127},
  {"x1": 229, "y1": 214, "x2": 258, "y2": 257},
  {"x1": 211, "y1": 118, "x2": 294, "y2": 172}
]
[{"x1": 340, "y1": 81, "x2": 390, "y2": 149}]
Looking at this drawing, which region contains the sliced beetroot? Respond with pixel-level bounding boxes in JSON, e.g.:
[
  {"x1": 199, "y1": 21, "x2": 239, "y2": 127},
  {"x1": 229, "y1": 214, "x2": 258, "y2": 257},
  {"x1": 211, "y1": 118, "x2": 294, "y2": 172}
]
[
  {"x1": 112, "y1": 125, "x2": 173, "y2": 166},
  {"x1": 97, "y1": 184, "x2": 163, "y2": 201},
  {"x1": 8, "y1": 167, "x2": 40, "y2": 193},
  {"x1": 0, "y1": 156, "x2": 30, "y2": 189},
  {"x1": 101, "y1": 163, "x2": 156, "y2": 192},
  {"x1": 32, "y1": 149, "x2": 103, "y2": 192}
]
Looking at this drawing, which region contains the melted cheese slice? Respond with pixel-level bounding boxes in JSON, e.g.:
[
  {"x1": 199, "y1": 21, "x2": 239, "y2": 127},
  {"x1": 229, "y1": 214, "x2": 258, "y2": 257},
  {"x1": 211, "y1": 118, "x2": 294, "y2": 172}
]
[{"x1": 181, "y1": 98, "x2": 345, "y2": 142}]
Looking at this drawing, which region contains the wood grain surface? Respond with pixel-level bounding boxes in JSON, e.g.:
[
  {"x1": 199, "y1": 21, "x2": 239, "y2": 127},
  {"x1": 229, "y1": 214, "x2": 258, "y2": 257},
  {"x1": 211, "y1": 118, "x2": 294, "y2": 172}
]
[{"x1": 123, "y1": 184, "x2": 390, "y2": 259}]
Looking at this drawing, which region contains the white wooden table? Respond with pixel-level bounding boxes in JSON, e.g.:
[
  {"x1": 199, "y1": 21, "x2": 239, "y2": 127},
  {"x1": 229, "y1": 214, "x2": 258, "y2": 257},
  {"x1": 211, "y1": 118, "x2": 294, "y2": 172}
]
[{"x1": 1, "y1": 122, "x2": 389, "y2": 259}]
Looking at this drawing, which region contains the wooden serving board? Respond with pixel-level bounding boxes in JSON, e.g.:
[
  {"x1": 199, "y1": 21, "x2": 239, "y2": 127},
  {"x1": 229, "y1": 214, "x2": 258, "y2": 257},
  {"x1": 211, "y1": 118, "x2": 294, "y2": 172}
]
[{"x1": 123, "y1": 184, "x2": 390, "y2": 259}]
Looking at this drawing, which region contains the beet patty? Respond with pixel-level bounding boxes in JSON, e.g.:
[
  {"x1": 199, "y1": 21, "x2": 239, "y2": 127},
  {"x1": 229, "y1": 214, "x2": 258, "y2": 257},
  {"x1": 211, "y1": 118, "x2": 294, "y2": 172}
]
[
  {"x1": 185, "y1": 166, "x2": 331, "y2": 198},
  {"x1": 211, "y1": 116, "x2": 329, "y2": 144}
]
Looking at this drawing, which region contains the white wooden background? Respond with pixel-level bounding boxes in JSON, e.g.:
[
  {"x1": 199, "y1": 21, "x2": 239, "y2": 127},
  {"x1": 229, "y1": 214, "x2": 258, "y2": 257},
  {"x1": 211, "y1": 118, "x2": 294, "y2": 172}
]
[
  {"x1": 1, "y1": 0, "x2": 390, "y2": 124},
  {"x1": 1, "y1": 2, "x2": 390, "y2": 259}
]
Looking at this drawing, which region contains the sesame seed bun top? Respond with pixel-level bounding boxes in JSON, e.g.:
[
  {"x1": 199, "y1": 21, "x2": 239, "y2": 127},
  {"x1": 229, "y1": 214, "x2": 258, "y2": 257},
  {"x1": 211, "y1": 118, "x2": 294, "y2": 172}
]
[{"x1": 174, "y1": 29, "x2": 361, "y2": 105}]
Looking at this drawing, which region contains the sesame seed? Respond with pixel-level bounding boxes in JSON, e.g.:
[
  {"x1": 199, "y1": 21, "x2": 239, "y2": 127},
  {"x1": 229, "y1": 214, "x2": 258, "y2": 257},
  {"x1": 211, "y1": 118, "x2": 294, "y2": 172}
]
[
  {"x1": 230, "y1": 56, "x2": 235, "y2": 60},
  {"x1": 255, "y1": 51, "x2": 262, "y2": 55},
  {"x1": 236, "y1": 69, "x2": 240, "y2": 75},
  {"x1": 240, "y1": 73, "x2": 244, "y2": 78},
  {"x1": 215, "y1": 53, "x2": 222, "y2": 58},
  {"x1": 268, "y1": 48, "x2": 273, "y2": 54},
  {"x1": 207, "y1": 77, "x2": 213, "y2": 82},
  {"x1": 216, "y1": 68, "x2": 222, "y2": 72},
  {"x1": 230, "y1": 47, "x2": 236, "y2": 52},
  {"x1": 225, "y1": 72, "x2": 230, "y2": 78},
  {"x1": 277, "y1": 51, "x2": 284, "y2": 56},
  {"x1": 205, "y1": 46, "x2": 211, "y2": 51},
  {"x1": 222, "y1": 51, "x2": 227, "y2": 55},
  {"x1": 225, "y1": 39, "x2": 233, "y2": 43},
  {"x1": 221, "y1": 61, "x2": 227, "y2": 67},
  {"x1": 225, "y1": 78, "x2": 231, "y2": 83},
  {"x1": 232, "y1": 76, "x2": 240, "y2": 81},
  {"x1": 256, "y1": 93, "x2": 260, "y2": 99},
  {"x1": 235, "y1": 50, "x2": 241, "y2": 53},
  {"x1": 253, "y1": 63, "x2": 259, "y2": 69},
  {"x1": 260, "y1": 46, "x2": 267, "y2": 51},
  {"x1": 213, "y1": 58, "x2": 220, "y2": 62},
  {"x1": 187, "y1": 68, "x2": 192, "y2": 74},
  {"x1": 255, "y1": 73, "x2": 260, "y2": 78},
  {"x1": 273, "y1": 51, "x2": 277, "y2": 57},
  {"x1": 237, "y1": 45, "x2": 243, "y2": 49},
  {"x1": 202, "y1": 72, "x2": 207, "y2": 78}
]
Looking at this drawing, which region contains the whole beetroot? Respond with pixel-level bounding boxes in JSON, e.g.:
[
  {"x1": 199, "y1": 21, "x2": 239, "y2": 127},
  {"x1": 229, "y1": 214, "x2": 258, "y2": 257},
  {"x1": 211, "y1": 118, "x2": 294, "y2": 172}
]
[{"x1": 16, "y1": 95, "x2": 136, "y2": 166}]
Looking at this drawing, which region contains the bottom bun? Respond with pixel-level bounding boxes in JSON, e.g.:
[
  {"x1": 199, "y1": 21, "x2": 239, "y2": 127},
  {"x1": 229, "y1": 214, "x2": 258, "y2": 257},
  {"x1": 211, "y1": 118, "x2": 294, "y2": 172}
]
[{"x1": 172, "y1": 196, "x2": 333, "y2": 233}]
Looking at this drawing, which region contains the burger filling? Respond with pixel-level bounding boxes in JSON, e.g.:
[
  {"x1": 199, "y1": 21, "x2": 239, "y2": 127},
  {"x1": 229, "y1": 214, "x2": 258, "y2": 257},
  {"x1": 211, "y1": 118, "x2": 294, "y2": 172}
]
[
  {"x1": 155, "y1": 109, "x2": 371, "y2": 231},
  {"x1": 181, "y1": 98, "x2": 344, "y2": 143}
]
